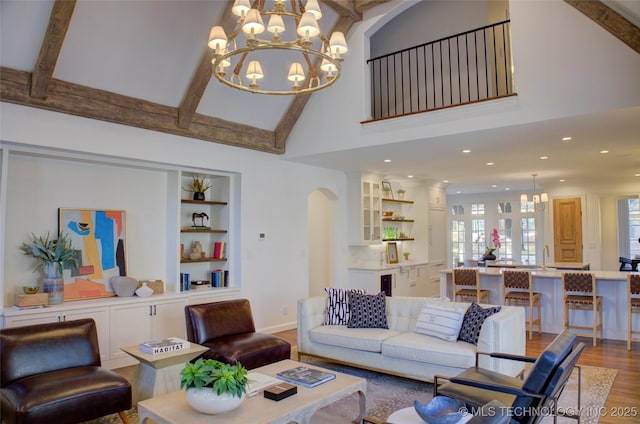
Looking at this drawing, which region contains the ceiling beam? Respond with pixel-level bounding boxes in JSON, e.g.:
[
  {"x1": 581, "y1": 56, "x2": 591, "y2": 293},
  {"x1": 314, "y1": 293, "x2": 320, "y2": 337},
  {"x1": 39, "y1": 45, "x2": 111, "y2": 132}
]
[
  {"x1": 1, "y1": 67, "x2": 281, "y2": 154},
  {"x1": 354, "y1": 0, "x2": 389, "y2": 13},
  {"x1": 564, "y1": 0, "x2": 640, "y2": 54},
  {"x1": 322, "y1": 0, "x2": 362, "y2": 21},
  {"x1": 177, "y1": 0, "x2": 237, "y2": 129},
  {"x1": 30, "y1": 0, "x2": 77, "y2": 99}
]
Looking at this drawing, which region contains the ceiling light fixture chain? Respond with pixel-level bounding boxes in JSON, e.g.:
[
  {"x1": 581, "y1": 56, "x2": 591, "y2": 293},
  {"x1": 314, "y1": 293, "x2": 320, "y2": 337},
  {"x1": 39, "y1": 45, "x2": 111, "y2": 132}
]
[
  {"x1": 208, "y1": 0, "x2": 348, "y2": 95},
  {"x1": 521, "y1": 173, "x2": 548, "y2": 212}
]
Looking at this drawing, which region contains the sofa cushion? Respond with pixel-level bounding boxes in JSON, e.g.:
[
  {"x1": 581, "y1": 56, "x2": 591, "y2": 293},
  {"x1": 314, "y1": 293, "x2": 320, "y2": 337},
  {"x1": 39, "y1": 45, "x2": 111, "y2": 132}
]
[
  {"x1": 347, "y1": 292, "x2": 389, "y2": 329},
  {"x1": 323, "y1": 288, "x2": 366, "y2": 325},
  {"x1": 382, "y1": 332, "x2": 477, "y2": 369},
  {"x1": 415, "y1": 303, "x2": 467, "y2": 342},
  {"x1": 458, "y1": 303, "x2": 501, "y2": 345},
  {"x1": 310, "y1": 325, "x2": 400, "y2": 352}
]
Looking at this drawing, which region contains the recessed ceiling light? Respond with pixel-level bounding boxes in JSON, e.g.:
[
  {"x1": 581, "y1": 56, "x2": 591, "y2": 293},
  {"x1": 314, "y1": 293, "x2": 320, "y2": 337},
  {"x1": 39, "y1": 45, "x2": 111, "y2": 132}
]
[
  {"x1": 443, "y1": 180, "x2": 449, "y2": 183},
  {"x1": 486, "y1": 162, "x2": 494, "y2": 166},
  {"x1": 492, "y1": 184, "x2": 497, "y2": 188},
  {"x1": 407, "y1": 175, "x2": 414, "y2": 178},
  {"x1": 383, "y1": 159, "x2": 391, "y2": 163},
  {"x1": 560, "y1": 179, "x2": 566, "y2": 182},
  {"x1": 456, "y1": 191, "x2": 461, "y2": 194},
  {"x1": 540, "y1": 156, "x2": 548, "y2": 160},
  {"x1": 635, "y1": 173, "x2": 640, "y2": 177},
  {"x1": 600, "y1": 150, "x2": 609, "y2": 154},
  {"x1": 562, "y1": 137, "x2": 572, "y2": 141},
  {"x1": 505, "y1": 187, "x2": 511, "y2": 191},
  {"x1": 462, "y1": 149, "x2": 471, "y2": 153}
]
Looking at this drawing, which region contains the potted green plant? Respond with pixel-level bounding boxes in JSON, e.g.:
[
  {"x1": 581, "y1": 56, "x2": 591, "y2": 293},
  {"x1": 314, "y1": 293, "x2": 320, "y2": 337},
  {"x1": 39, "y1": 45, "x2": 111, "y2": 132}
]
[
  {"x1": 180, "y1": 358, "x2": 248, "y2": 415},
  {"x1": 396, "y1": 188, "x2": 406, "y2": 200},
  {"x1": 185, "y1": 175, "x2": 212, "y2": 201},
  {"x1": 20, "y1": 232, "x2": 77, "y2": 304}
]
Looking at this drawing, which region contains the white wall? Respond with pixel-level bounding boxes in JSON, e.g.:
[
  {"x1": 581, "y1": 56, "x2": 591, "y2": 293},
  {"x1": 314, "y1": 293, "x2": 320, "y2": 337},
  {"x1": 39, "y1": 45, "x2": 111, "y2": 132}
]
[{"x1": 0, "y1": 103, "x2": 348, "y2": 332}]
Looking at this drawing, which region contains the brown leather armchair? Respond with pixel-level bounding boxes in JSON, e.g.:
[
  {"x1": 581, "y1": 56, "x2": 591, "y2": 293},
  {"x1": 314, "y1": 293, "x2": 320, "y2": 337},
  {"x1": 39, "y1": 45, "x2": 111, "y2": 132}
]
[
  {"x1": 0, "y1": 318, "x2": 132, "y2": 424},
  {"x1": 185, "y1": 299, "x2": 291, "y2": 369}
]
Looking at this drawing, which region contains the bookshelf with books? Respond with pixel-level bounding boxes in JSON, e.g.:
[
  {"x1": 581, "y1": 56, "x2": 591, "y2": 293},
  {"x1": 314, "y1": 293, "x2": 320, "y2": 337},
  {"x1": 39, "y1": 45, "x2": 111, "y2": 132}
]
[{"x1": 180, "y1": 171, "x2": 230, "y2": 291}]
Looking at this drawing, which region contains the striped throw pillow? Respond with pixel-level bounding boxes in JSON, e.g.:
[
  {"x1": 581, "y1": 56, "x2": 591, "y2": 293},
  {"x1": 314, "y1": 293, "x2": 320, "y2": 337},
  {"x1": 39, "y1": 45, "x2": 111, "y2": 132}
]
[{"x1": 415, "y1": 303, "x2": 467, "y2": 342}]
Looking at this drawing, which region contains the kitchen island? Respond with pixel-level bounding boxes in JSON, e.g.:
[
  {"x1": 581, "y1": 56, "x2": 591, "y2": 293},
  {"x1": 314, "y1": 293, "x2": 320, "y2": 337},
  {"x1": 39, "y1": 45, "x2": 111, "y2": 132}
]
[{"x1": 440, "y1": 267, "x2": 633, "y2": 341}]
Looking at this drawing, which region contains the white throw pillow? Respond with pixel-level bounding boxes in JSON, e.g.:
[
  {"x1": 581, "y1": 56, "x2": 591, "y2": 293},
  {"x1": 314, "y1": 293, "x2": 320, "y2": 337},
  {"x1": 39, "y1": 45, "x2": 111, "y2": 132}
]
[
  {"x1": 323, "y1": 288, "x2": 366, "y2": 325},
  {"x1": 415, "y1": 303, "x2": 466, "y2": 342}
]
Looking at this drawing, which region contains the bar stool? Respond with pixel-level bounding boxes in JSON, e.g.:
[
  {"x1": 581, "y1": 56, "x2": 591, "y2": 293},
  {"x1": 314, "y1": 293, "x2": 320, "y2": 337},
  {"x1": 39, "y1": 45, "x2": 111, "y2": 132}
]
[
  {"x1": 628, "y1": 273, "x2": 640, "y2": 350},
  {"x1": 452, "y1": 268, "x2": 490, "y2": 303},
  {"x1": 502, "y1": 270, "x2": 541, "y2": 340},
  {"x1": 561, "y1": 272, "x2": 602, "y2": 347}
]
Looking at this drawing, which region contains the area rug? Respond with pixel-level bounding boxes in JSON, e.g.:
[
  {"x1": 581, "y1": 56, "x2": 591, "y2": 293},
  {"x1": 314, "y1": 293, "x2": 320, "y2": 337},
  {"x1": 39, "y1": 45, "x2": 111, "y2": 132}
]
[
  {"x1": 87, "y1": 357, "x2": 615, "y2": 424},
  {"x1": 305, "y1": 358, "x2": 617, "y2": 424}
]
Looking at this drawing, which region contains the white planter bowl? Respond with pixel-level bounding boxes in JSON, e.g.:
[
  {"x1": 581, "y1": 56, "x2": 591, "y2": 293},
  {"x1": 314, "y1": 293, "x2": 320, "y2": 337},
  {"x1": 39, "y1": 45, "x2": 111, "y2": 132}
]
[{"x1": 186, "y1": 387, "x2": 245, "y2": 415}]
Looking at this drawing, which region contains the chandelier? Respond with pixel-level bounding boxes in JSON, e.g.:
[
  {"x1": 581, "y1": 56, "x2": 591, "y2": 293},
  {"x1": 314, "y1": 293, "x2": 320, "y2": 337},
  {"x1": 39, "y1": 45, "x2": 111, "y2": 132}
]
[
  {"x1": 207, "y1": 0, "x2": 348, "y2": 95},
  {"x1": 521, "y1": 173, "x2": 548, "y2": 211}
]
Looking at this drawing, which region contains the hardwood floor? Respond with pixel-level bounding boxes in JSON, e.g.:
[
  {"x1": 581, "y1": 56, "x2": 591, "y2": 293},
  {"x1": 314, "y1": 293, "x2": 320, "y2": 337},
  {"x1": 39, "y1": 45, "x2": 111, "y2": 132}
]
[{"x1": 274, "y1": 330, "x2": 640, "y2": 424}]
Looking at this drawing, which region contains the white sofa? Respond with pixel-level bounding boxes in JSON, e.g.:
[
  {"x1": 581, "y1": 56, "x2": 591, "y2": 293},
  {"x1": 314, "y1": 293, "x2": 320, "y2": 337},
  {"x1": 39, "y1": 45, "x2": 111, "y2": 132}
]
[{"x1": 297, "y1": 295, "x2": 526, "y2": 382}]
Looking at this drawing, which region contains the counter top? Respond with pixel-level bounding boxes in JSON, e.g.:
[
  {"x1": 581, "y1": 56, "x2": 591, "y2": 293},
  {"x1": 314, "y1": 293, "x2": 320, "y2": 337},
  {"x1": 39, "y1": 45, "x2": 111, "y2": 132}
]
[
  {"x1": 440, "y1": 267, "x2": 629, "y2": 281},
  {"x1": 349, "y1": 261, "x2": 429, "y2": 271}
]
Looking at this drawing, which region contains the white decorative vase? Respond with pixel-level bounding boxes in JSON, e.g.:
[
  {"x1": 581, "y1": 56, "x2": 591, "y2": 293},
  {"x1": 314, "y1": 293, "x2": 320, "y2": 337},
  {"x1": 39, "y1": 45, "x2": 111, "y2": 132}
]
[
  {"x1": 135, "y1": 282, "x2": 153, "y2": 298},
  {"x1": 185, "y1": 388, "x2": 245, "y2": 415}
]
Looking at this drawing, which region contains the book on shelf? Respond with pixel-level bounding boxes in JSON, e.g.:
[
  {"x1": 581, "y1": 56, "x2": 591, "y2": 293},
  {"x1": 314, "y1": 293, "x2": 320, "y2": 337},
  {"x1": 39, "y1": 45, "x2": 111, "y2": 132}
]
[
  {"x1": 275, "y1": 366, "x2": 336, "y2": 388},
  {"x1": 213, "y1": 241, "x2": 225, "y2": 259},
  {"x1": 139, "y1": 337, "x2": 190, "y2": 355},
  {"x1": 246, "y1": 372, "x2": 285, "y2": 397},
  {"x1": 210, "y1": 270, "x2": 229, "y2": 288}
]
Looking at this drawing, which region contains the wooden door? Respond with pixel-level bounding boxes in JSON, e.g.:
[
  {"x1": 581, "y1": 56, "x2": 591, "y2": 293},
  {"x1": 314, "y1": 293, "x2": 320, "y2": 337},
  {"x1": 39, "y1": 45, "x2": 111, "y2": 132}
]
[{"x1": 553, "y1": 198, "x2": 582, "y2": 262}]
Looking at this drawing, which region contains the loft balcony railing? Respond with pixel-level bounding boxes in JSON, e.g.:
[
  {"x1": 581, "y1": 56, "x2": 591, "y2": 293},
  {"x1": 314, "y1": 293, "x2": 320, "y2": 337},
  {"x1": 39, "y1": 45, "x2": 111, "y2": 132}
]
[{"x1": 367, "y1": 20, "x2": 514, "y2": 121}]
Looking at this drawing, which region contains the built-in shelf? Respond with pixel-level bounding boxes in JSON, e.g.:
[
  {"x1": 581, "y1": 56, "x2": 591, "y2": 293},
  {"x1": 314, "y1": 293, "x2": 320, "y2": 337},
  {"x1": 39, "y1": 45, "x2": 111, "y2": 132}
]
[
  {"x1": 382, "y1": 198, "x2": 414, "y2": 204},
  {"x1": 181, "y1": 199, "x2": 228, "y2": 206},
  {"x1": 180, "y1": 258, "x2": 227, "y2": 264},
  {"x1": 181, "y1": 229, "x2": 227, "y2": 233},
  {"x1": 383, "y1": 238, "x2": 415, "y2": 241},
  {"x1": 382, "y1": 218, "x2": 415, "y2": 223}
]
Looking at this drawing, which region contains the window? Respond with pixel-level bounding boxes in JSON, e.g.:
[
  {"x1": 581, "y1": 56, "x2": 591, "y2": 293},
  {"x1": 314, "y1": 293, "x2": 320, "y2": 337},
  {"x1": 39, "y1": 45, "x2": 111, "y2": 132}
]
[
  {"x1": 521, "y1": 217, "x2": 536, "y2": 264},
  {"x1": 497, "y1": 202, "x2": 512, "y2": 214},
  {"x1": 618, "y1": 198, "x2": 640, "y2": 259},
  {"x1": 471, "y1": 203, "x2": 485, "y2": 260},
  {"x1": 498, "y1": 218, "x2": 513, "y2": 260},
  {"x1": 451, "y1": 220, "x2": 465, "y2": 265},
  {"x1": 451, "y1": 205, "x2": 464, "y2": 215}
]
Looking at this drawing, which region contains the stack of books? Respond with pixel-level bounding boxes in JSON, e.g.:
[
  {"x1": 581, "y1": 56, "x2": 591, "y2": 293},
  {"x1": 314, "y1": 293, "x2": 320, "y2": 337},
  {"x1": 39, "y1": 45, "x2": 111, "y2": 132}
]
[
  {"x1": 139, "y1": 337, "x2": 191, "y2": 355},
  {"x1": 276, "y1": 366, "x2": 336, "y2": 388}
]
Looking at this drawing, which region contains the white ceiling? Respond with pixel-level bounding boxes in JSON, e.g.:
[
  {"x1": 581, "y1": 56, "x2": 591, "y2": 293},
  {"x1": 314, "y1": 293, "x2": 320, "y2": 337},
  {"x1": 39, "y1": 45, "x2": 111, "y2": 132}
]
[{"x1": 1, "y1": 0, "x2": 639, "y2": 196}]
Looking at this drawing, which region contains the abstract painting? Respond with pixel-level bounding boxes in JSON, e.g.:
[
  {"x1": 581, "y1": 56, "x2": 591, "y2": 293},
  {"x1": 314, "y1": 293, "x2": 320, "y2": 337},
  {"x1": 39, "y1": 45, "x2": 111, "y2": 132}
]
[{"x1": 58, "y1": 208, "x2": 127, "y2": 300}]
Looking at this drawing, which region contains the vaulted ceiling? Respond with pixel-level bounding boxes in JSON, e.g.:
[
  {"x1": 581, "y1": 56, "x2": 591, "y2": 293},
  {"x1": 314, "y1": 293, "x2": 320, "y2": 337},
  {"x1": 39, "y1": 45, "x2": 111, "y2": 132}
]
[{"x1": 0, "y1": 0, "x2": 387, "y2": 154}]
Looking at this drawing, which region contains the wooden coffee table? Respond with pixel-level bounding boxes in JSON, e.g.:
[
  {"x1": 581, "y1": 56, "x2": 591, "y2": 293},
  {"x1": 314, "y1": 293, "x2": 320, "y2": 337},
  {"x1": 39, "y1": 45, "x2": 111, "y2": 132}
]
[{"x1": 137, "y1": 359, "x2": 367, "y2": 424}]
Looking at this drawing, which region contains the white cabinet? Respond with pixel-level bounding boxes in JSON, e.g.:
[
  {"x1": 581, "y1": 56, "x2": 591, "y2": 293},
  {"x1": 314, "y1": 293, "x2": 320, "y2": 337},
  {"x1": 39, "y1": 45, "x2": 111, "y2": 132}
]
[
  {"x1": 348, "y1": 175, "x2": 382, "y2": 244},
  {"x1": 396, "y1": 264, "x2": 430, "y2": 296},
  {"x1": 426, "y1": 261, "x2": 447, "y2": 297},
  {"x1": 4, "y1": 306, "x2": 110, "y2": 361},
  {"x1": 109, "y1": 297, "x2": 187, "y2": 360},
  {"x1": 428, "y1": 206, "x2": 447, "y2": 263}
]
